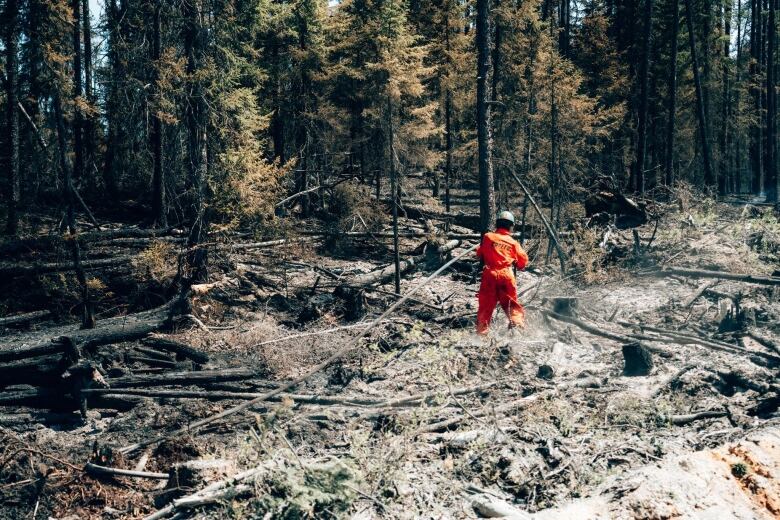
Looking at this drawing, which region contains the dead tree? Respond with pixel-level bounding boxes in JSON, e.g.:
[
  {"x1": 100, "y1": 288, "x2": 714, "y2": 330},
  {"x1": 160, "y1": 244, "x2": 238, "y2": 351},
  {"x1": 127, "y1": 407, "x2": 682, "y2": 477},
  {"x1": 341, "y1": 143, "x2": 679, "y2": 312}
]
[
  {"x1": 665, "y1": 0, "x2": 679, "y2": 186},
  {"x1": 766, "y1": 0, "x2": 778, "y2": 201},
  {"x1": 150, "y1": 2, "x2": 167, "y2": 226},
  {"x1": 476, "y1": 0, "x2": 496, "y2": 233},
  {"x1": 178, "y1": 0, "x2": 210, "y2": 315},
  {"x1": 750, "y1": 0, "x2": 763, "y2": 193},
  {"x1": 633, "y1": 0, "x2": 654, "y2": 193},
  {"x1": 684, "y1": 0, "x2": 715, "y2": 188},
  {"x1": 719, "y1": 0, "x2": 732, "y2": 194},
  {"x1": 53, "y1": 89, "x2": 95, "y2": 329}
]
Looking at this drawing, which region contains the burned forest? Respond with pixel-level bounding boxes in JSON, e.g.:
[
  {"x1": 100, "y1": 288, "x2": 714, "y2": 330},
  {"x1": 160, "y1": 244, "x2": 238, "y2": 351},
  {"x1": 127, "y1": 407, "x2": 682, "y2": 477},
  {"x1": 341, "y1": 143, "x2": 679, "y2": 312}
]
[{"x1": 2, "y1": 0, "x2": 780, "y2": 518}]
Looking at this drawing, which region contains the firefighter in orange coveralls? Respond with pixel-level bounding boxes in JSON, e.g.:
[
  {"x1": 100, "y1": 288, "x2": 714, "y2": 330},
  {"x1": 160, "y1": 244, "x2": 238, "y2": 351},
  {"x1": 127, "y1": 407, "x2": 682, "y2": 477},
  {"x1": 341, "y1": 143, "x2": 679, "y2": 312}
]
[{"x1": 476, "y1": 210, "x2": 529, "y2": 335}]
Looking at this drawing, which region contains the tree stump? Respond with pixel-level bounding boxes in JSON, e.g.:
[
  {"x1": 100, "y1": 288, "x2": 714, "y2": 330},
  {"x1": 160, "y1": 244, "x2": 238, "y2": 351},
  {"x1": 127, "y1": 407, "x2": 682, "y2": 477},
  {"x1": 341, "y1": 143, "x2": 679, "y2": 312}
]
[
  {"x1": 551, "y1": 297, "x2": 578, "y2": 317},
  {"x1": 335, "y1": 286, "x2": 366, "y2": 320},
  {"x1": 622, "y1": 342, "x2": 653, "y2": 376},
  {"x1": 536, "y1": 364, "x2": 555, "y2": 380}
]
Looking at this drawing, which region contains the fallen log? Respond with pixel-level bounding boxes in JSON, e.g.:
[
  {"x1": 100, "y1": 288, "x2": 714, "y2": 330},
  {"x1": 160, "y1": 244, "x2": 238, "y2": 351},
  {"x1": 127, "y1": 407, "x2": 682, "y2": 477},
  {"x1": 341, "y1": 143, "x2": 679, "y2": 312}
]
[
  {"x1": 0, "y1": 386, "x2": 68, "y2": 406},
  {"x1": 339, "y1": 258, "x2": 416, "y2": 288},
  {"x1": 0, "y1": 310, "x2": 50, "y2": 328},
  {"x1": 416, "y1": 393, "x2": 543, "y2": 434},
  {"x1": 119, "y1": 244, "x2": 479, "y2": 455},
  {"x1": 0, "y1": 355, "x2": 72, "y2": 388},
  {"x1": 618, "y1": 322, "x2": 780, "y2": 364},
  {"x1": 142, "y1": 336, "x2": 210, "y2": 364},
  {"x1": 651, "y1": 365, "x2": 695, "y2": 398},
  {"x1": 125, "y1": 355, "x2": 178, "y2": 369},
  {"x1": 0, "y1": 255, "x2": 133, "y2": 278},
  {"x1": 541, "y1": 310, "x2": 672, "y2": 357},
  {"x1": 682, "y1": 280, "x2": 719, "y2": 308},
  {"x1": 651, "y1": 267, "x2": 780, "y2": 286},
  {"x1": 85, "y1": 463, "x2": 169, "y2": 480},
  {"x1": 394, "y1": 201, "x2": 481, "y2": 231},
  {"x1": 0, "y1": 227, "x2": 179, "y2": 257},
  {"x1": 668, "y1": 410, "x2": 727, "y2": 426},
  {"x1": 472, "y1": 495, "x2": 530, "y2": 519},
  {"x1": 143, "y1": 463, "x2": 275, "y2": 520},
  {"x1": 91, "y1": 236, "x2": 185, "y2": 247},
  {"x1": 106, "y1": 367, "x2": 261, "y2": 388},
  {"x1": 133, "y1": 346, "x2": 176, "y2": 362},
  {"x1": 367, "y1": 287, "x2": 443, "y2": 311},
  {"x1": 0, "y1": 302, "x2": 173, "y2": 363},
  {"x1": 0, "y1": 412, "x2": 82, "y2": 427}
]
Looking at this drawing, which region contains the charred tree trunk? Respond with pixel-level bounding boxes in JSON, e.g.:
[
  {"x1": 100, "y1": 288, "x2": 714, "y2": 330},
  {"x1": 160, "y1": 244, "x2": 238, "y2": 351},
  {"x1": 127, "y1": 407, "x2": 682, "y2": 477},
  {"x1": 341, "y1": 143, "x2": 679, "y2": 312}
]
[
  {"x1": 734, "y1": 0, "x2": 744, "y2": 192},
  {"x1": 444, "y1": 12, "x2": 453, "y2": 212},
  {"x1": 54, "y1": 92, "x2": 95, "y2": 329},
  {"x1": 476, "y1": 0, "x2": 496, "y2": 233},
  {"x1": 445, "y1": 90, "x2": 453, "y2": 212},
  {"x1": 665, "y1": 0, "x2": 679, "y2": 186},
  {"x1": 81, "y1": 0, "x2": 96, "y2": 190},
  {"x1": 634, "y1": 0, "x2": 654, "y2": 193},
  {"x1": 4, "y1": 0, "x2": 20, "y2": 235},
  {"x1": 685, "y1": 0, "x2": 716, "y2": 187},
  {"x1": 388, "y1": 97, "x2": 401, "y2": 295},
  {"x1": 491, "y1": 0, "x2": 502, "y2": 200},
  {"x1": 766, "y1": 0, "x2": 778, "y2": 201},
  {"x1": 72, "y1": 0, "x2": 84, "y2": 185},
  {"x1": 182, "y1": 0, "x2": 209, "y2": 301},
  {"x1": 751, "y1": 0, "x2": 764, "y2": 193},
  {"x1": 150, "y1": 3, "x2": 166, "y2": 226},
  {"x1": 102, "y1": 0, "x2": 121, "y2": 198},
  {"x1": 720, "y1": 0, "x2": 733, "y2": 195}
]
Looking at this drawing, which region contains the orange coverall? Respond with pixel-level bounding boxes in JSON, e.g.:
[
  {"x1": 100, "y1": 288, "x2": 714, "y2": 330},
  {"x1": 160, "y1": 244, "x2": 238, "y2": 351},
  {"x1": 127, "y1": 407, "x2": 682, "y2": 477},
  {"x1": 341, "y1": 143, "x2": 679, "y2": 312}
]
[{"x1": 476, "y1": 228, "x2": 529, "y2": 334}]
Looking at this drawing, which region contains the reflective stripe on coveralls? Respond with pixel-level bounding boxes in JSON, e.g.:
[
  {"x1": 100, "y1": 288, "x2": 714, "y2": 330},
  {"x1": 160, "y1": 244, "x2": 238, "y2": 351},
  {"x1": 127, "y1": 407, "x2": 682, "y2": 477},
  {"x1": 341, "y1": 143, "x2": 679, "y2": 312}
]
[{"x1": 476, "y1": 228, "x2": 529, "y2": 334}]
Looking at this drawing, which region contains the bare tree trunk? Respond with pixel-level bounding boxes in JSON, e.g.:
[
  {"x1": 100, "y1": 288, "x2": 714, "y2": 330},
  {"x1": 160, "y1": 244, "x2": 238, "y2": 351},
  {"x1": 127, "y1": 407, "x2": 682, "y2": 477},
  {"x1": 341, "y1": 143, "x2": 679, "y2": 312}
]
[
  {"x1": 444, "y1": 12, "x2": 453, "y2": 212},
  {"x1": 751, "y1": 0, "x2": 764, "y2": 193},
  {"x1": 734, "y1": 0, "x2": 744, "y2": 192},
  {"x1": 102, "y1": 0, "x2": 121, "y2": 198},
  {"x1": 445, "y1": 90, "x2": 453, "y2": 212},
  {"x1": 665, "y1": 0, "x2": 679, "y2": 186},
  {"x1": 72, "y1": 0, "x2": 84, "y2": 185},
  {"x1": 388, "y1": 97, "x2": 401, "y2": 295},
  {"x1": 151, "y1": 3, "x2": 166, "y2": 226},
  {"x1": 685, "y1": 0, "x2": 716, "y2": 187},
  {"x1": 82, "y1": 0, "x2": 96, "y2": 191},
  {"x1": 720, "y1": 0, "x2": 733, "y2": 194},
  {"x1": 182, "y1": 0, "x2": 209, "y2": 299},
  {"x1": 4, "y1": 0, "x2": 20, "y2": 235},
  {"x1": 54, "y1": 93, "x2": 95, "y2": 329},
  {"x1": 476, "y1": 0, "x2": 496, "y2": 233},
  {"x1": 766, "y1": 0, "x2": 778, "y2": 200},
  {"x1": 491, "y1": 0, "x2": 502, "y2": 199},
  {"x1": 634, "y1": 0, "x2": 654, "y2": 193}
]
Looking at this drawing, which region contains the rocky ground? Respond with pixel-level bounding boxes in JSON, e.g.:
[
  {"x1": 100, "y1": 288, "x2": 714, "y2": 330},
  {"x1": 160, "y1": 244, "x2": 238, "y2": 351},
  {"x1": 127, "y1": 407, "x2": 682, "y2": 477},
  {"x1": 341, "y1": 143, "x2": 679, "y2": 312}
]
[{"x1": 1, "y1": 189, "x2": 780, "y2": 519}]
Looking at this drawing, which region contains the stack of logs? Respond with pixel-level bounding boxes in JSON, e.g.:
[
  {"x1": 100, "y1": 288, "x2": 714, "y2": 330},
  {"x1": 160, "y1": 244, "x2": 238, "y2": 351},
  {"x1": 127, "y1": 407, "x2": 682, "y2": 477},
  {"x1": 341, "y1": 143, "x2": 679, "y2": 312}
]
[{"x1": 0, "y1": 303, "x2": 267, "y2": 425}]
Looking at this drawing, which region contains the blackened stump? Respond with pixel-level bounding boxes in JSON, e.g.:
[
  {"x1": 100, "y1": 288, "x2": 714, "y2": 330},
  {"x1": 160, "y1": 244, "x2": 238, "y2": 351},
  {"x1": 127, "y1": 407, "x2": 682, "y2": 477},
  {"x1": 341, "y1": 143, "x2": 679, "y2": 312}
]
[{"x1": 622, "y1": 342, "x2": 653, "y2": 376}]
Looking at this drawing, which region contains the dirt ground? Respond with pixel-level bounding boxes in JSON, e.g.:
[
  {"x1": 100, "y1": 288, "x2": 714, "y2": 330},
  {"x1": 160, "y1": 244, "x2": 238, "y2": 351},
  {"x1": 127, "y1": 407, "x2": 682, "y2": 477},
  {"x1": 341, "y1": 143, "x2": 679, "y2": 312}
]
[{"x1": 1, "y1": 193, "x2": 780, "y2": 519}]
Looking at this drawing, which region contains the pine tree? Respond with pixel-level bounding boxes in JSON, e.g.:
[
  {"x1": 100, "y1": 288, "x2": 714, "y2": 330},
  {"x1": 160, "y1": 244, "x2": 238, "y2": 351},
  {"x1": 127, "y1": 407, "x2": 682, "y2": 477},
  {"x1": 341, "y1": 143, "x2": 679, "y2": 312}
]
[{"x1": 324, "y1": 0, "x2": 439, "y2": 200}]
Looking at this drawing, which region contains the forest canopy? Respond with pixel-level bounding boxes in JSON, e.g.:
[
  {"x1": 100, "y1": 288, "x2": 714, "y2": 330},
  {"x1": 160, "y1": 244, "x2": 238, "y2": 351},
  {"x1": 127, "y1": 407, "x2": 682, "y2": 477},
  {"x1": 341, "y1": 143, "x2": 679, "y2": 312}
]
[{"x1": 2, "y1": 0, "x2": 778, "y2": 239}]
